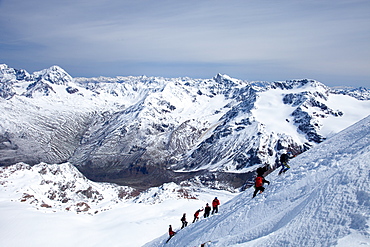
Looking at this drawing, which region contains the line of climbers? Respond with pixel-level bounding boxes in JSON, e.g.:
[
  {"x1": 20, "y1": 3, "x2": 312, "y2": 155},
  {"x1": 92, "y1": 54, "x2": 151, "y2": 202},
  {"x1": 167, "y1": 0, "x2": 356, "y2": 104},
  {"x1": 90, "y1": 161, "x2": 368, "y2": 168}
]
[
  {"x1": 167, "y1": 151, "x2": 296, "y2": 243},
  {"x1": 167, "y1": 197, "x2": 220, "y2": 242}
]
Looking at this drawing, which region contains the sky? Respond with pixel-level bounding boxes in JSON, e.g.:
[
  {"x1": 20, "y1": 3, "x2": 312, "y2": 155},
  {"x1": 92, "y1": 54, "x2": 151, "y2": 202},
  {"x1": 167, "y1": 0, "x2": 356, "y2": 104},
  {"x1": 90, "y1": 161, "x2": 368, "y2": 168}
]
[{"x1": 1, "y1": 0, "x2": 370, "y2": 88}]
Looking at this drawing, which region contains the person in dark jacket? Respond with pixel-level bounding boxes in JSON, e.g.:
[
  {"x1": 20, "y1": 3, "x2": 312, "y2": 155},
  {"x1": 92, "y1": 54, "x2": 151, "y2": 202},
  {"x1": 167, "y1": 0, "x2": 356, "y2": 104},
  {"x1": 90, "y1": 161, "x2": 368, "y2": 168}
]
[
  {"x1": 252, "y1": 174, "x2": 270, "y2": 198},
  {"x1": 181, "y1": 213, "x2": 188, "y2": 229},
  {"x1": 279, "y1": 151, "x2": 294, "y2": 175},
  {"x1": 204, "y1": 203, "x2": 211, "y2": 218},
  {"x1": 212, "y1": 197, "x2": 220, "y2": 214},
  {"x1": 193, "y1": 208, "x2": 204, "y2": 223}
]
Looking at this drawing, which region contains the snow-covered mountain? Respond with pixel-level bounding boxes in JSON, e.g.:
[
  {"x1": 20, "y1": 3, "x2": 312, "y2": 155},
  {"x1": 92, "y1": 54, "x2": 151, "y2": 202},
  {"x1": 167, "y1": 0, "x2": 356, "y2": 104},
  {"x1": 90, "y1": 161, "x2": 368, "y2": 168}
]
[
  {"x1": 1, "y1": 64, "x2": 370, "y2": 190},
  {"x1": 145, "y1": 115, "x2": 370, "y2": 247}
]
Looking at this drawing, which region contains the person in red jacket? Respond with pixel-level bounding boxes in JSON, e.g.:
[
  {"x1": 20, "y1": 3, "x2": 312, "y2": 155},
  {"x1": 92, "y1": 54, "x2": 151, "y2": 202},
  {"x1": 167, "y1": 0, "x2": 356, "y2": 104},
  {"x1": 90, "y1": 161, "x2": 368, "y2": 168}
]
[
  {"x1": 166, "y1": 225, "x2": 176, "y2": 243},
  {"x1": 193, "y1": 208, "x2": 204, "y2": 223},
  {"x1": 212, "y1": 197, "x2": 220, "y2": 214},
  {"x1": 252, "y1": 174, "x2": 270, "y2": 198}
]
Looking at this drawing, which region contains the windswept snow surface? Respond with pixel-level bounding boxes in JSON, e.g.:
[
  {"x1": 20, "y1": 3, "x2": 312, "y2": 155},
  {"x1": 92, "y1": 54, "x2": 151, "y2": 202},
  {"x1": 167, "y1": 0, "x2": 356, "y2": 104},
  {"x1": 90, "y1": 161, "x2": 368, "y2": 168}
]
[{"x1": 145, "y1": 115, "x2": 370, "y2": 247}]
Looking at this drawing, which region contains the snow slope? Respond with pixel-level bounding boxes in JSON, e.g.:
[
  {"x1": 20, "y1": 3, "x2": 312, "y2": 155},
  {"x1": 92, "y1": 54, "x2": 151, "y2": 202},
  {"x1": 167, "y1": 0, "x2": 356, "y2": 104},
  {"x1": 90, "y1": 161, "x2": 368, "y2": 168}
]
[
  {"x1": 145, "y1": 115, "x2": 370, "y2": 247},
  {"x1": 0, "y1": 165, "x2": 236, "y2": 247}
]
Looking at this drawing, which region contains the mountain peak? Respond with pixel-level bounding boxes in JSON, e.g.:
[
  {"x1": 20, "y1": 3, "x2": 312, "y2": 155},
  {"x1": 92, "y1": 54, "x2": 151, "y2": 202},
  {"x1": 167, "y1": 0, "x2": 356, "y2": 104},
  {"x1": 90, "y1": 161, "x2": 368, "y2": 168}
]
[
  {"x1": 213, "y1": 73, "x2": 234, "y2": 83},
  {"x1": 0, "y1": 64, "x2": 9, "y2": 70},
  {"x1": 32, "y1": 65, "x2": 73, "y2": 85}
]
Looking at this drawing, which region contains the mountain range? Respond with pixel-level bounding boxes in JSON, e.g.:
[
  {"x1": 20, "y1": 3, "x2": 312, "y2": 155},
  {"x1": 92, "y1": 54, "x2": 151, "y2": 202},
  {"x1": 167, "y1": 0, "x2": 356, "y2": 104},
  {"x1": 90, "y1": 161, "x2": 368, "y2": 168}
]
[{"x1": 1, "y1": 64, "x2": 369, "y2": 190}]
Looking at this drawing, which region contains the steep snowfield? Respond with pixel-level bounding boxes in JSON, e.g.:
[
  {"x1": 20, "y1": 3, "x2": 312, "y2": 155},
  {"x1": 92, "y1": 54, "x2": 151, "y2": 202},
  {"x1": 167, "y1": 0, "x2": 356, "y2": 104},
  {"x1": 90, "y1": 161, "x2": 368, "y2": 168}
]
[
  {"x1": 252, "y1": 86, "x2": 310, "y2": 144},
  {"x1": 252, "y1": 84, "x2": 370, "y2": 144},
  {"x1": 145, "y1": 115, "x2": 370, "y2": 247},
  {"x1": 320, "y1": 94, "x2": 370, "y2": 136}
]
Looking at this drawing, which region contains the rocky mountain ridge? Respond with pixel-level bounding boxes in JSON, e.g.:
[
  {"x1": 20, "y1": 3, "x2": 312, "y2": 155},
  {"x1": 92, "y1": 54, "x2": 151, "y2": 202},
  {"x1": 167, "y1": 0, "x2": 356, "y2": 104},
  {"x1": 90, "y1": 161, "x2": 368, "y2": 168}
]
[{"x1": 0, "y1": 162, "x2": 208, "y2": 214}]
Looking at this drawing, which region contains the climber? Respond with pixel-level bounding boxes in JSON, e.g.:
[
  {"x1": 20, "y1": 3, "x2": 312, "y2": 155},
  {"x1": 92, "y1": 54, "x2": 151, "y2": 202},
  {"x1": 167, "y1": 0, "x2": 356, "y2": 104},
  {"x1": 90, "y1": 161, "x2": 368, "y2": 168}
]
[
  {"x1": 212, "y1": 197, "x2": 220, "y2": 214},
  {"x1": 193, "y1": 208, "x2": 204, "y2": 223},
  {"x1": 252, "y1": 172, "x2": 270, "y2": 198},
  {"x1": 204, "y1": 203, "x2": 211, "y2": 218},
  {"x1": 166, "y1": 225, "x2": 176, "y2": 243},
  {"x1": 181, "y1": 213, "x2": 188, "y2": 229},
  {"x1": 279, "y1": 151, "x2": 295, "y2": 175}
]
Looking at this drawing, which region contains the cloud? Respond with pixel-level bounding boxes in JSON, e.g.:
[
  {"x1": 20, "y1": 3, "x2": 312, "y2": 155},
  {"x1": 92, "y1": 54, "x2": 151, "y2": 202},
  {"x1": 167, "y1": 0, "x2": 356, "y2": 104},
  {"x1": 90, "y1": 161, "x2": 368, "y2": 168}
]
[{"x1": 1, "y1": 0, "x2": 370, "y2": 87}]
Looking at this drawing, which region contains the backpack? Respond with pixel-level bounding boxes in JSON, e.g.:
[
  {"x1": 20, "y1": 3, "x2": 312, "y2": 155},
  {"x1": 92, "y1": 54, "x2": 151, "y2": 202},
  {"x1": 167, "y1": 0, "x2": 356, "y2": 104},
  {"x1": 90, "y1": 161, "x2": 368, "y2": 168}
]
[
  {"x1": 255, "y1": 176, "x2": 263, "y2": 187},
  {"x1": 280, "y1": 153, "x2": 289, "y2": 163},
  {"x1": 256, "y1": 167, "x2": 266, "y2": 176}
]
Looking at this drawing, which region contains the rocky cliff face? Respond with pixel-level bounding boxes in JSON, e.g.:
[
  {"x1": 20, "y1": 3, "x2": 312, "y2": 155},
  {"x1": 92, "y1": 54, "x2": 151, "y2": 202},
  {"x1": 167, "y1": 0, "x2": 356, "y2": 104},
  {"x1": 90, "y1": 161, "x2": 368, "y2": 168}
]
[{"x1": 1, "y1": 64, "x2": 369, "y2": 190}]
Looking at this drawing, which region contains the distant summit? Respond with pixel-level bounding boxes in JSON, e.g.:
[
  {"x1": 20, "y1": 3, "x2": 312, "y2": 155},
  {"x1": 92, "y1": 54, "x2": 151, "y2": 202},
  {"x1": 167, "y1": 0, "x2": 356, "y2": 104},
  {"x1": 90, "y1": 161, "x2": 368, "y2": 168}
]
[{"x1": 32, "y1": 65, "x2": 73, "y2": 86}]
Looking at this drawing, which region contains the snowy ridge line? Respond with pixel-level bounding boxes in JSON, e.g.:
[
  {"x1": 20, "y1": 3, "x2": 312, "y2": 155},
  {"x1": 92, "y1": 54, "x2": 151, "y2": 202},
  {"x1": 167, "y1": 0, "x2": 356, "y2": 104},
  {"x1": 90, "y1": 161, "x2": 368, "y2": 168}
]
[{"x1": 145, "y1": 115, "x2": 370, "y2": 247}]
